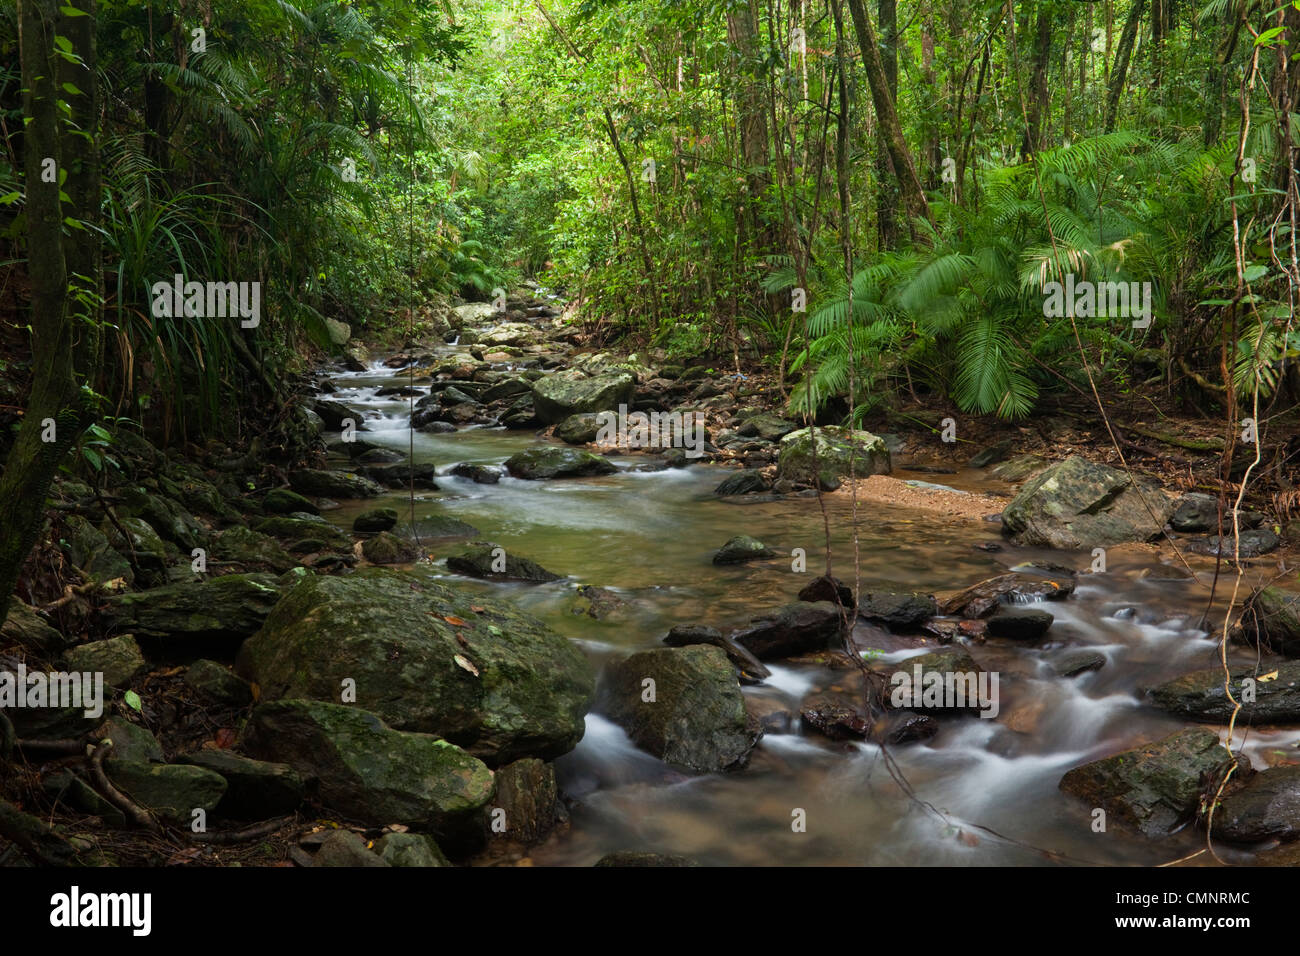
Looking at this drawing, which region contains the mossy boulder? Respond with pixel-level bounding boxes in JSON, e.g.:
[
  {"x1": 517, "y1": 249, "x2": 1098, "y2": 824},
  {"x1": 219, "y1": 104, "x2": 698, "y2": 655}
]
[
  {"x1": 104, "y1": 573, "x2": 284, "y2": 648},
  {"x1": 288, "y1": 468, "x2": 383, "y2": 499},
  {"x1": 446, "y1": 543, "x2": 562, "y2": 582},
  {"x1": 531, "y1": 370, "x2": 635, "y2": 425},
  {"x1": 105, "y1": 762, "x2": 228, "y2": 826},
  {"x1": 504, "y1": 446, "x2": 617, "y2": 479},
  {"x1": 1148, "y1": 660, "x2": 1300, "y2": 723},
  {"x1": 235, "y1": 567, "x2": 594, "y2": 765},
  {"x1": 776, "y1": 426, "x2": 891, "y2": 489}
]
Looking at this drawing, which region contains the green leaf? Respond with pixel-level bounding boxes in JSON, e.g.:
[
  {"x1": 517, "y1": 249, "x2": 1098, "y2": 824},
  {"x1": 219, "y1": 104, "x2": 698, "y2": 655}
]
[
  {"x1": 59, "y1": 5, "x2": 90, "y2": 15},
  {"x1": 60, "y1": 82, "x2": 84, "y2": 96},
  {"x1": 124, "y1": 690, "x2": 142, "y2": 712},
  {"x1": 1243, "y1": 264, "x2": 1268, "y2": 282}
]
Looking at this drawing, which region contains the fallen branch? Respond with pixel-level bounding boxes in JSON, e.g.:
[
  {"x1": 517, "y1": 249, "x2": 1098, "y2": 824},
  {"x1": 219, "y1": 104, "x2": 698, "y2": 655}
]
[
  {"x1": 0, "y1": 798, "x2": 83, "y2": 866},
  {"x1": 189, "y1": 815, "x2": 297, "y2": 845},
  {"x1": 1123, "y1": 423, "x2": 1226, "y2": 453}
]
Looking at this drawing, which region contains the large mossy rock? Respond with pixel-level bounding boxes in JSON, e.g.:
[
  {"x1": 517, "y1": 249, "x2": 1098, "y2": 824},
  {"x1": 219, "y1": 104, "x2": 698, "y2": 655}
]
[
  {"x1": 1232, "y1": 587, "x2": 1300, "y2": 658},
  {"x1": 288, "y1": 468, "x2": 383, "y2": 499},
  {"x1": 1148, "y1": 660, "x2": 1300, "y2": 723},
  {"x1": 103, "y1": 573, "x2": 284, "y2": 647},
  {"x1": 241, "y1": 700, "x2": 494, "y2": 833},
  {"x1": 776, "y1": 426, "x2": 890, "y2": 488},
  {"x1": 105, "y1": 762, "x2": 228, "y2": 825},
  {"x1": 235, "y1": 567, "x2": 594, "y2": 765},
  {"x1": 61, "y1": 515, "x2": 134, "y2": 585},
  {"x1": 504, "y1": 446, "x2": 617, "y2": 480},
  {"x1": 531, "y1": 370, "x2": 635, "y2": 426},
  {"x1": 1001, "y1": 456, "x2": 1174, "y2": 549},
  {"x1": 446, "y1": 543, "x2": 562, "y2": 582},
  {"x1": 1059, "y1": 729, "x2": 1235, "y2": 836},
  {"x1": 595, "y1": 645, "x2": 760, "y2": 772}
]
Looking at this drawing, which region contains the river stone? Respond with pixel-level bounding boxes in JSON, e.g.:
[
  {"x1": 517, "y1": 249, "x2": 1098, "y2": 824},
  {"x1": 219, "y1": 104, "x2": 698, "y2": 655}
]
[
  {"x1": 1189, "y1": 529, "x2": 1280, "y2": 558},
  {"x1": 481, "y1": 377, "x2": 532, "y2": 403},
  {"x1": 103, "y1": 516, "x2": 169, "y2": 584},
  {"x1": 446, "y1": 543, "x2": 562, "y2": 582},
  {"x1": 288, "y1": 468, "x2": 383, "y2": 499},
  {"x1": 489, "y1": 758, "x2": 563, "y2": 844},
  {"x1": 353, "y1": 508, "x2": 398, "y2": 533},
  {"x1": 798, "y1": 574, "x2": 855, "y2": 609},
  {"x1": 374, "y1": 832, "x2": 450, "y2": 867},
  {"x1": 504, "y1": 446, "x2": 617, "y2": 479},
  {"x1": 104, "y1": 573, "x2": 283, "y2": 647},
  {"x1": 595, "y1": 646, "x2": 761, "y2": 772},
  {"x1": 210, "y1": 526, "x2": 299, "y2": 574},
  {"x1": 662, "y1": 624, "x2": 769, "y2": 682},
  {"x1": 96, "y1": 717, "x2": 164, "y2": 763},
  {"x1": 178, "y1": 749, "x2": 304, "y2": 818},
  {"x1": 712, "y1": 535, "x2": 775, "y2": 565},
  {"x1": 737, "y1": 414, "x2": 798, "y2": 442},
  {"x1": 555, "y1": 413, "x2": 602, "y2": 445},
  {"x1": 1054, "y1": 649, "x2": 1107, "y2": 677},
  {"x1": 1148, "y1": 661, "x2": 1300, "y2": 723},
  {"x1": 362, "y1": 531, "x2": 418, "y2": 565},
  {"x1": 776, "y1": 426, "x2": 891, "y2": 488},
  {"x1": 531, "y1": 370, "x2": 635, "y2": 425},
  {"x1": 1000, "y1": 456, "x2": 1174, "y2": 548},
  {"x1": 731, "y1": 602, "x2": 844, "y2": 660},
  {"x1": 1233, "y1": 587, "x2": 1300, "y2": 658},
  {"x1": 1213, "y1": 764, "x2": 1300, "y2": 843},
  {"x1": 1, "y1": 601, "x2": 67, "y2": 653},
  {"x1": 361, "y1": 463, "x2": 441, "y2": 489},
  {"x1": 236, "y1": 567, "x2": 594, "y2": 765},
  {"x1": 119, "y1": 489, "x2": 206, "y2": 552},
  {"x1": 448, "y1": 462, "x2": 501, "y2": 484},
  {"x1": 263, "y1": 488, "x2": 318, "y2": 516},
  {"x1": 990, "y1": 453, "x2": 1050, "y2": 482},
  {"x1": 312, "y1": 399, "x2": 367, "y2": 431},
  {"x1": 986, "y1": 609, "x2": 1055, "y2": 641},
  {"x1": 968, "y1": 439, "x2": 1014, "y2": 469},
  {"x1": 858, "y1": 592, "x2": 937, "y2": 628},
  {"x1": 940, "y1": 571, "x2": 1076, "y2": 617},
  {"x1": 63, "y1": 635, "x2": 146, "y2": 689},
  {"x1": 1170, "y1": 493, "x2": 1219, "y2": 533},
  {"x1": 714, "y1": 469, "x2": 770, "y2": 496},
  {"x1": 184, "y1": 659, "x2": 255, "y2": 708},
  {"x1": 312, "y1": 830, "x2": 389, "y2": 867},
  {"x1": 1059, "y1": 729, "x2": 1234, "y2": 837},
  {"x1": 392, "y1": 515, "x2": 480, "y2": 540},
  {"x1": 241, "y1": 700, "x2": 495, "y2": 832},
  {"x1": 594, "y1": 851, "x2": 699, "y2": 867},
  {"x1": 105, "y1": 762, "x2": 227, "y2": 826},
  {"x1": 251, "y1": 516, "x2": 351, "y2": 550},
  {"x1": 886, "y1": 648, "x2": 986, "y2": 715}
]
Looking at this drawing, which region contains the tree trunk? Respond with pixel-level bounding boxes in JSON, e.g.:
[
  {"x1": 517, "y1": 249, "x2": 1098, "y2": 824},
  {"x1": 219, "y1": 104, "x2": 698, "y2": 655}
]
[
  {"x1": 845, "y1": 0, "x2": 930, "y2": 232},
  {"x1": 727, "y1": 0, "x2": 774, "y2": 256},
  {"x1": 1105, "y1": 0, "x2": 1147, "y2": 132},
  {"x1": 1020, "y1": 1, "x2": 1053, "y2": 160},
  {"x1": 0, "y1": 0, "x2": 98, "y2": 628},
  {"x1": 875, "y1": 0, "x2": 898, "y2": 246}
]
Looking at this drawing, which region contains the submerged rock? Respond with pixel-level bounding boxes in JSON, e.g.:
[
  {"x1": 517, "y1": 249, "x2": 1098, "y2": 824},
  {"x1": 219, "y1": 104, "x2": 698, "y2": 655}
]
[
  {"x1": 940, "y1": 570, "x2": 1075, "y2": 618},
  {"x1": 1059, "y1": 729, "x2": 1236, "y2": 837},
  {"x1": 712, "y1": 535, "x2": 775, "y2": 565},
  {"x1": 236, "y1": 567, "x2": 594, "y2": 765},
  {"x1": 596, "y1": 645, "x2": 761, "y2": 772},
  {"x1": 1001, "y1": 456, "x2": 1174, "y2": 548},
  {"x1": 714, "y1": 469, "x2": 770, "y2": 496},
  {"x1": 446, "y1": 543, "x2": 562, "y2": 582}
]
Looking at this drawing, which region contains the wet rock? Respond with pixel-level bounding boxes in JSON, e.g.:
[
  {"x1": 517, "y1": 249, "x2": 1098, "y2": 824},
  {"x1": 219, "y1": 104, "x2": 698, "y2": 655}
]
[
  {"x1": 119, "y1": 489, "x2": 206, "y2": 552},
  {"x1": 1232, "y1": 587, "x2": 1300, "y2": 658},
  {"x1": 61, "y1": 515, "x2": 134, "y2": 585},
  {"x1": 446, "y1": 543, "x2": 562, "y2": 582},
  {"x1": 532, "y1": 370, "x2": 635, "y2": 425},
  {"x1": 801, "y1": 689, "x2": 872, "y2": 740},
  {"x1": 798, "y1": 574, "x2": 855, "y2": 610},
  {"x1": 1214, "y1": 765, "x2": 1300, "y2": 843},
  {"x1": 745, "y1": 697, "x2": 795, "y2": 734},
  {"x1": 876, "y1": 710, "x2": 940, "y2": 744},
  {"x1": 312, "y1": 399, "x2": 367, "y2": 431},
  {"x1": 570, "y1": 585, "x2": 625, "y2": 620},
  {"x1": 968, "y1": 439, "x2": 1014, "y2": 469},
  {"x1": 1148, "y1": 661, "x2": 1300, "y2": 723},
  {"x1": 242, "y1": 700, "x2": 495, "y2": 833},
  {"x1": 262, "y1": 488, "x2": 319, "y2": 516},
  {"x1": 858, "y1": 592, "x2": 937, "y2": 628},
  {"x1": 288, "y1": 468, "x2": 384, "y2": 499},
  {"x1": 596, "y1": 645, "x2": 761, "y2": 772},
  {"x1": 360, "y1": 463, "x2": 440, "y2": 489},
  {"x1": 105, "y1": 762, "x2": 227, "y2": 825},
  {"x1": 776, "y1": 426, "x2": 891, "y2": 488},
  {"x1": 555, "y1": 413, "x2": 602, "y2": 445},
  {"x1": 104, "y1": 573, "x2": 283, "y2": 647},
  {"x1": 1054, "y1": 649, "x2": 1107, "y2": 677},
  {"x1": 594, "y1": 851, "x2": 699, "y2": 867},
  {"x1": 64, "y1": 635, "x2": 146, "y2": 689},
  {"x1": 714, "y1": 469, "x2": 771, "y2": 496},
  {"x1": 504, "y1": 446, "x2": 617, "y2": 479},
  {"x1": 1059, "y1": 729, "x2": 1236, "y2": 837},
  {"x1": 391, "y1": 515, "x2": 480, "y2": 540},
  {"x1": 1001, "y1": 456, "x2": 1174, "y2": 548},
  {"x1": 986, "y1": 608, "x2": 1054, "y2": 641},
  {"x1": 362, "y1": 531, "x2": 418, "y2": 565},
  {"x1": 480, "y1": 377, "x2": 533, "y2": 403},
  {"x1": 251, "y1": 516, "x2": 351, "y2": 551},
  {"x1": 312, "y1": 830, "x2": 389, "y2": 867},
  {"x1": 374, "y1": 832, "x2": 450, "y2": 867},
  {"x1": 990, "y1": 454, "x2": 1050, "y2": 482},
  {"x1": 179, "y1": 750, "x2": 304, "y2": 818},
  {"x1": 731, "y1": 601, "x2": 845, "y2": 660},
  {"x1": 712, "y1": 535, "x2": 775, "y2": 565},
  {"x1": 448, "y1": 462, "x2": 501, "y2": 484},
  {"x1": 210, "y1": 526, "x2": 299, "y2": 574},
  {"x1": 103, "y1": 517, "x2": 168, "y2": 585},
  {"x1": 1189, "y1": 528, "x2": 1280, "y2": 558},
  {"x1": 737, "y1": 414, "x2": 798, "y2": 441},
  {"x1": 0, "y1": 601, "x2": 66, "y2": 653},
  {"x1": 1170, "y1": 493, "x2": 1219, "y2": 533},
  {"x1": 236, "y1": 568, "x2": 594, "y2": 765},
  {"x1": 183, "y1": 659, "x2": 255, "y2": 708},
  {"x1": 885, "y1": 648, "x2": 987, "y2": 715},
  {"x1": 940, "y1": 571, "x2": 1076, "y2": 617},
  {"x1": 353, "y1": 508, "x2": 398, "y2": 533},
  {"x1": 96, "y1": 718, "x2": 164, "y2": 763},
  {"x1": 663, "y1": 624, "x2": 770, "y2": 682}
]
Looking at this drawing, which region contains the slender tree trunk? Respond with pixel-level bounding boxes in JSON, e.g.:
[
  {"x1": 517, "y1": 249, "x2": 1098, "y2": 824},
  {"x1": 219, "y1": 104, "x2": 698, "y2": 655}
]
[
  {"x1": 875, "y1": 0, "x2": 898, "y2": 246},
  {"x1": 1105, "y1": 0, "x2": 1147, "y2": 131},
  {"x1": 1020, "y1": 1, "x2": 1053, "y2": 159},
  {"x1": 0, "y1": 0, "x2": 97, "y2": 627},
  {"x1": 728, "y1": 0, "x2": 774, "y2": 257},
  {"x1": 846, "y1": 0, "x2": 930, "y2": 232}
]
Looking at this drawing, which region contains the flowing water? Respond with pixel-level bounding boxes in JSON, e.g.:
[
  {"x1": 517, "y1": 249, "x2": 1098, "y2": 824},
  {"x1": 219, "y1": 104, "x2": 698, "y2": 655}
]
[{"x1": 318, "y1": 362, "x2": 1298, "y2": 866}]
